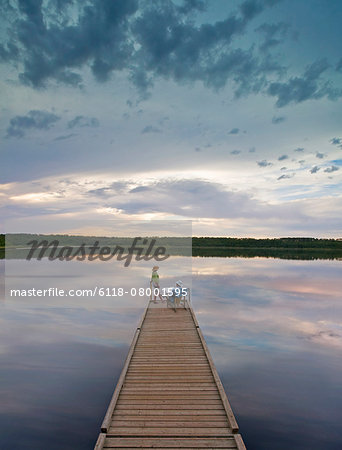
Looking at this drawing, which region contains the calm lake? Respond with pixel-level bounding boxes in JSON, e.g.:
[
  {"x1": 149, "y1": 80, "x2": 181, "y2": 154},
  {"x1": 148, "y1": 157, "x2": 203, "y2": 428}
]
[{"x1": 1, "y1": 256, "x2": 341, "y2": 449}]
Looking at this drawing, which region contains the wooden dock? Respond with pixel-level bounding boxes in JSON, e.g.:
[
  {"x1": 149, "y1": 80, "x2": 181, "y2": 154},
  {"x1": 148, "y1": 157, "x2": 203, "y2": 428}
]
[{"x1": 95, "y1": 302, "x2": 246, "y2": 449}]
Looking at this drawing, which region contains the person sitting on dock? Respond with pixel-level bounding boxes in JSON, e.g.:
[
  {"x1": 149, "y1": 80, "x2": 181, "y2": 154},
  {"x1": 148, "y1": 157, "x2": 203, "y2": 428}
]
[{"x1": 167, "y1": 280, "x2": 186, "y2": 312}]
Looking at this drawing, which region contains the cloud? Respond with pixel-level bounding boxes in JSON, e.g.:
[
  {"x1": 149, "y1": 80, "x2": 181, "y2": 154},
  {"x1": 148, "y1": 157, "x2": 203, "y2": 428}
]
[
  {"x1": 256, "y1": 22, "x2": 289, "y2": 52},
  {"x1": 53, "y1": 133, "x2": 77, "y2": 141},
  {"x1": 249, "y1": 147, "x2": 256, "y2": 153},
  {"x1": 272, "y1": 115, "x2": 286, "y2": 124},
  {"x1": 278, "y1": 154, "x2": 288, "y2": 161},
  {"x1": 141, "y1": 125, "x2": 161, "y2": 134},
  {"x1": 12, "y1": 0, "x2": 139, "y2": 87},
  {"x1": 89, "y1": 178, "x2": 260, "y2": 218},
  {"x1": 0, "y1": 0, "x2": 287, "y2": 103},
  {"x1": 267, "y1": 59, "x2": 342, "y2": 107},
  {"x1": 1, "y1": 0, "x2": 339, "y2": 109},
  {"x1": 5, "y1": 173, "x2": 342, "y2": 236},
  {"x1": 129, "y1": 185, "x2": 151, "y2": 193},
  {"x1": 310, "y1": 166, "x2": 320, "y2": 174},
  {"x1": 67, "y1": 116, "x2": 99, "y2": 129},
  {"x1": 336, "y1": 58, "x2": 342, "y2": 72},
  {"x1": 131, "y1": 1, "x2": 277, "y2": 96},
  {"x1": 0, "y1": 41, "x2": 19, "y2": 62},
  {"x1": 87, "y1": 181, "x2": 128, "y2": 197},
  {"x1": 257, "y1": 160, "x2": 272, "y2": 167},
  {"x1": 277, "y1": 173, "x2": 294, "y2": 180},
  {"x1": 239, "y1": 0, "x2": 263, "y2": 21},
  {"x1": 230, "y1": 149, "x2": 241, "y2": 155},
  {"x1": 6, "y1": 110, "x2": 60, "y2": 138},
  {"x1": 87, "y1": 177, "x2": 304, "y2": 221},
  {"x1": 294, "y1": 147, "x2": 304, "y2": 152},
  {"x1": 177, "y1": 0, "x2": 207, "y2": 14},
  {"x1": 324, "y1": 165, "x2": 339, "y2": 173},
  {"x1": 316, "y1": 152, "x2": 325, "y2": 159},
  {"x1": 330, "y1": 137, "x2": 342, "y2": 149},
  {"x1": 228, "y1": 127, "x2": 240, "y2": 134}
]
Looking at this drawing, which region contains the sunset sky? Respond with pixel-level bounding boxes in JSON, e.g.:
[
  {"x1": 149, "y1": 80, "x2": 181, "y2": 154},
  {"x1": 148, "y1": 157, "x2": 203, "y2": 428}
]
[{"x1": 1, "y1": 0, "x2": 342, "y2": 236}]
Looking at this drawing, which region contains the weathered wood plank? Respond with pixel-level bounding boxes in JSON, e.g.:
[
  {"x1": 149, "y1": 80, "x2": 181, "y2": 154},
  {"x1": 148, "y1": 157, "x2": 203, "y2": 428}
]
[
  {"x1": 112, "y1": 414, "x2": 227, "y2": 421},
  {"x1": 115, "y1": 405, "x2": 225, "y2": 411},
  {"x1": 118, "y1": 393, "x2": 221, "y2": 399},
  {"x1": 110, "y1": 420, "x2": 229, "y2": 428},
  {"x1": 107, "y1": 427, "x2": 232, "y2": 436},
  {"x1": 94, "y1": 432, "x2": 106, "y2": 450},
  {"x1": 234, "y1": 434, "x2": 247, "y2": 450},
  {"x1": 103, "y1": 437, "x2": 237, "y2": 448},
  {"x1": 116, "y1": 400, "x2": 223, "y2": 405}
]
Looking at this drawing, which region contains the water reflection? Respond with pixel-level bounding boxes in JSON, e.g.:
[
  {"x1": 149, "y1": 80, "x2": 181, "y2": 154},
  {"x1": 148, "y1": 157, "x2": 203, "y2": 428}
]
[
  {"x1": 191, "y1": 257, "x2": 342, "y2": 450},
  {"x1": 0, "y1": 257, "x2": 341, "y2": 449}
]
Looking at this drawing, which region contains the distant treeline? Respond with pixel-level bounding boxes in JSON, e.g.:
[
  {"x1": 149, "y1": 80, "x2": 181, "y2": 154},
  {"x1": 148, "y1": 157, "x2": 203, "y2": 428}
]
[
  {"x1": 2, "y1": 234, "x2": 341, "y2": 249},
  {"x1": 192, "y1": 237, "x2": 342, "y2": 249},
  {"x1": 192, "y1": 237, "x2": 342, "y2": 260},
  {"x1": 1, "y1": 234, "x2": 342, "y2": 261}
]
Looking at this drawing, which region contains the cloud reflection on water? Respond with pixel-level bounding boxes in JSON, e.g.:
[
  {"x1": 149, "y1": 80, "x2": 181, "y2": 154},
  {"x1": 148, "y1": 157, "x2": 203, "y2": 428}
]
[{"x1": 192, "y1": 257, "x2": 342, "y2": 450}]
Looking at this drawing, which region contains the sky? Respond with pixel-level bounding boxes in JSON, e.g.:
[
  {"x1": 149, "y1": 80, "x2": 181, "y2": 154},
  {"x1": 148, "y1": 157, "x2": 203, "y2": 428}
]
[{"x1": 1, "y1": 0, "x2": 342, "y2": 237}]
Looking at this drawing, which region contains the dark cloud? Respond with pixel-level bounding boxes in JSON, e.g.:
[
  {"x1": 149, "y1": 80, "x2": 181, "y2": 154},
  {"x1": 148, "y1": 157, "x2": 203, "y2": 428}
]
[
  {"x1": 239, "y1": 0, "x2": 263, "y2": 21},
  {"x1": 330, "y1": 137, "x2": 342, "y2": 149},
  {"x1": 0, "y1": 41, "x2": 19, "y2": 62},
  {"x1": 53, "y1": 133, "x2": 77, "y2": 141},
  {"x1": 0, "y1": 0, "x2": 283, "y2": 101},
  {"x1": 256, "y1": 22, "x2": 289, "y2": 52},
  {"x1": 1, "y1": 0, "x2": 339, "y2": 109},
  {"x1": 257, "y1": 159, "x2": 272, "y2": 167},
  {"x1": 278, "y1": 154, "x2": 288, "y2": 161},
  {"x1": 277, "y1": 173, "x2": 294, "y2": 180},
  {"x1": 177, "y1": 0, "x2": 207, "y2": 14},
  {"x1": 310, "y1": 166, "x2": 320, "y2": 174},
  {"x1": 336, "y1": 58, "x2": 342, "y2": 72},
  {"x1": 316, "y1": 152, "x2": 325, "y2": 159},
  {"x1": 268, "y1": 59, "x2": 342, "y2": 107},
  {"x1": 129, "y1": 185, "x2": 151, "y2": 193},
  {"x1": 141, "y1": 125, "x2": 161, "y2": 134},
  {"x1": 294, "y1": 147, "x2": 304, "y2": 152},
  {"x1": 249, "y1": 147, "x2": 256, "y2": 152},
  {"x1": 228, "y1": 127, "x2": 240, "y2": 134},
  {"x1": 67, "y1": 116, "x2": 99, "y2": 129},
  {"x1": 272, "y1": 115, "x2": 286, "y2": 124},
  {"x1": 131, "y1": 1, "x2": 274, "y2": 96},
  {"x1": 6, "y1": 110, "x2": 60, "y2": 138},
  {"x1": 324, "y1": 165, "x2": 339, "y2": 173},
  {"x1": 230, "y1": 149, "x2": 241, "y2": 155},
  {"x1": 87, "y1": 181, "x2": 128, "y2": 197},
  {"x1": 6, "y1": 0, "x2": 139, "y2": 87}
]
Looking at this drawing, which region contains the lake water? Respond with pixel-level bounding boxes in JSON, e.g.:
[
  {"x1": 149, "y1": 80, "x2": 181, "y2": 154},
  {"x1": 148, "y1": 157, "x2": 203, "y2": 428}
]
[{"x1": 0, "y1": 256, "x2": 341, "y2": 449}]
